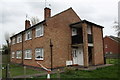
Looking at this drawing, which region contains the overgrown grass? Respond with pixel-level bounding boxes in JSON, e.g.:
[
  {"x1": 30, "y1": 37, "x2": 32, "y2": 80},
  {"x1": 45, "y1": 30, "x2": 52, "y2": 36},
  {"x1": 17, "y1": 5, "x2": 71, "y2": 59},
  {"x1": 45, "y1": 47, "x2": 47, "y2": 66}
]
[
  {"x1": 106, "y1": 58, "x2": 120, "y2": 64},
  {"x1": 38, "y1": 59, "x2": 119, "y2": 79},
  {"x1": 2, "y1": 64, "x2": 45, "y2": 78}
]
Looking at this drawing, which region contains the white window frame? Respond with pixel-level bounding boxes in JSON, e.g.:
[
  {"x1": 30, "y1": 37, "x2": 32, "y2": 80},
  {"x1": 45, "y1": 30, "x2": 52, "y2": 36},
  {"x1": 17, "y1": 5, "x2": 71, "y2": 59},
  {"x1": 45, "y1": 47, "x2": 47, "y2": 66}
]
[
  {"x1": 35, "y1": 48, "x2": 44, "y2": 60},
  {"x1": 72, "y1": 28, "x2": 77, "y2": 36},
  {"x1": 12, "y1": 52, "x2": 15, "y2": 58},
  {"x1": 35, "y1": 24, "x2": 44, "y2": 37},
  {"x1": 25, "y1": 30, "x2": 32, "y2": 40},
  {"x1": 87, "y1": 25, "x2": 92, "y2": 34},
  {"x1": 105, "y1": 44, "x2": 108, "y2": 48},
  {"x1": 17, "y1": 35, "x2": 22, "y2": 43},
  {"x1": 24, "y1": 49, "x2": 32, "y2": 59},
  {"x1": 16, "y1": 50, "x2": 22, "y2": 59},
  {"x1": 12, "y1": 38, "x2": 15, "y2": 45}
]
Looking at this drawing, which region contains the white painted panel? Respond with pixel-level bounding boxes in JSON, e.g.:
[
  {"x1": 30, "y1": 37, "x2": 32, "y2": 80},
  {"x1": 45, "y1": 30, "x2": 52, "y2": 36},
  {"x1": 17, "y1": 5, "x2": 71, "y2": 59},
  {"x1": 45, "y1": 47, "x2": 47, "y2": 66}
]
[
  {"x1": 77, "y1": 46, "x2": 84, "y2": 65},
  {"x1": 66, "y1": 61, "x2": 73, "y2": 66},
  {"x1": 88, "y1": 43, "x2": 93, "y2": 47}
]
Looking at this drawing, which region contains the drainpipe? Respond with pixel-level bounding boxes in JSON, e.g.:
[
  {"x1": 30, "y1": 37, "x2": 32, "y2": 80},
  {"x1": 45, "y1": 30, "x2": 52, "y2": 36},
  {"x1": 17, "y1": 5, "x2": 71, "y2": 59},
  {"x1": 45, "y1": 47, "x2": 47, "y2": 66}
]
[{"x1": 50, "y1": 39, "x2": 53, "y2": 70}]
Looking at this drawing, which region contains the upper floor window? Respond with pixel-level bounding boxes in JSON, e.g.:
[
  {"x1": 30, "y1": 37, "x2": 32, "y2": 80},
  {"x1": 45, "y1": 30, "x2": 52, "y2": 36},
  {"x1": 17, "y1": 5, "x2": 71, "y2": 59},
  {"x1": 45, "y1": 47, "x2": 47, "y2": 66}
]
[
  {"x1": 72, "y1": 28, "x2": 77, "y2": 36},
  {"x1": 36, "y1": 24, "x2": 44, "y2": 37},
  {"x1": 87, "y1": 25, "x2": 92, "y2": 34},
  {"x1": 17, "y1": 35, "x2": 22, "y2": 43},
  {"x1": 12, "y1": 38, "x2": 15, "y2": 45},
  {"x1": 35, "y1": 48, "x2": 44, "y2": 60},
  {"x1": 16, "y1": 50, "x2": 22, "y2": 59},
  {"x1": 24, "y1": 49, "x2": 32, "y2": 59},
  {"x1": 25, "y1": 30, "x2": 32, "y2": 40},
  {"x1": 12, "y1": 52, "x2": 15, "y2": 58}
]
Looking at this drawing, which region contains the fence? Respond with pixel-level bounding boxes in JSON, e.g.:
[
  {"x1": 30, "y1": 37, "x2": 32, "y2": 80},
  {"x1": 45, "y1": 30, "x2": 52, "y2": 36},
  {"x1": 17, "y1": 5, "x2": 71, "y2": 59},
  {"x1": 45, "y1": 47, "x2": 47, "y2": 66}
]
[{"x1": 105, "y1": 54, "x2": 120, "y2": 59}]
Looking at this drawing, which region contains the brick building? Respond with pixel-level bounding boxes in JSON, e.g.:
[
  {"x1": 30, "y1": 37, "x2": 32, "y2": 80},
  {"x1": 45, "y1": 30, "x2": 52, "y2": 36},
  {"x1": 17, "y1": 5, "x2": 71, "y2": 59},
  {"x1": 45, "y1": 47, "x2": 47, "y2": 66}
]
[
  {"x1": 10, "y1": 7, "x2": 104, "y2": 69},
  {"x1": 104, "y1": 36, "x2": 120, "y2": 55}
]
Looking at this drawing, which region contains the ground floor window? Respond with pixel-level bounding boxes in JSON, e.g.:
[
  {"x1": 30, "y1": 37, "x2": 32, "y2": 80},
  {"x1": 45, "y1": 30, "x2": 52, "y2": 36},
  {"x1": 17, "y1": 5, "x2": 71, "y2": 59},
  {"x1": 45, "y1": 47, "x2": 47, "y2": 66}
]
[
  {"x1": 12, "y1": 52, "x2": 15, "y2": 58},
  {"x1": 16, "y1": 51, "x2": 22, "y2": 59},
  {"x1": 24, "y1": 49, "x2": 32, "y2": 59},
  {"x1": 35, "y1": 48, "x2": 44, "y2": 60}
]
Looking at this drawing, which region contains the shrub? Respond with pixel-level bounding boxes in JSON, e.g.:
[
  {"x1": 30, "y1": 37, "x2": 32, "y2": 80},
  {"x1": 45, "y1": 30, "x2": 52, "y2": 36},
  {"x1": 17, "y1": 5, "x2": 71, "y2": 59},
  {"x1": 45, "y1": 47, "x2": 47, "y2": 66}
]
[{"x1": 64, "y1": 67, "x2": 75, "y2": 74}]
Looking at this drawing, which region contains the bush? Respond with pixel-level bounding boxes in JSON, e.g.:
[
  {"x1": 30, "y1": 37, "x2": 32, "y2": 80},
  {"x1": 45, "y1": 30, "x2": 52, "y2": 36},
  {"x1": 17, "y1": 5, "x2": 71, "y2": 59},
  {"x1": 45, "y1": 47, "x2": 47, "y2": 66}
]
[{"x1": 64, "y1": 67, "x2": 75, "y2": 74}]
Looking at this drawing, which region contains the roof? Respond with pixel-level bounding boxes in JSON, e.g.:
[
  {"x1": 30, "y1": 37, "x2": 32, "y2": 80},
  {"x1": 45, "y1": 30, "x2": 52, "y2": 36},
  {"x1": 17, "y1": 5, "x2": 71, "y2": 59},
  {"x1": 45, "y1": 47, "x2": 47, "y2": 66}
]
[
  {"x1": 10, "y1": 7, "x2": 75, "y2": 39},
  {"x1": 108, "y1": 36, "x2": 120, "y2": 43},
  {"x1": 10, "y1": 20, "x2": 45, "y2": 39},
  {"x1": 70, "y1": 19, "x2": 104, "y2": 28}
]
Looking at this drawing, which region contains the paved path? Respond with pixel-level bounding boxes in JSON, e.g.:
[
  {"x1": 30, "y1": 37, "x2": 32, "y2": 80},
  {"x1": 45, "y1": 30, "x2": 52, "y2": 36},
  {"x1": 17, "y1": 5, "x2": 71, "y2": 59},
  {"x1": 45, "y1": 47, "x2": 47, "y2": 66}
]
[{"x1": 12, "y1": 64, "x2": 113, "y2": 78}]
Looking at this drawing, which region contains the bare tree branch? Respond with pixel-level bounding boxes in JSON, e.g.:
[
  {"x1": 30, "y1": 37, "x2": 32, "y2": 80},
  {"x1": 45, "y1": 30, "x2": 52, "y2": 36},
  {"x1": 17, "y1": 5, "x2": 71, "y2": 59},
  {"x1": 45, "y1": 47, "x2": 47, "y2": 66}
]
[
  {"x1": 30, "y1": 16, "x2": 39, "y2": 26},
  {"x1": 113, "y1": 21, "x2": 120, "y2": 37}
]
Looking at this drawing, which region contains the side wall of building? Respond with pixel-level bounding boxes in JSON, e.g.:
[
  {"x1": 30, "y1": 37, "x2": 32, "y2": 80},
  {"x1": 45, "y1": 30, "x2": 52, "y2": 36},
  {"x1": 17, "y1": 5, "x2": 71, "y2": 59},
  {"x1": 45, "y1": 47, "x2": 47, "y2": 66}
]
[
  {"x1": 104, "y1": 37, "x2": 119, "y2": 54},
  {"x1": 11, "y1": 8, "x2": 81, "y2": 68},
  {"x1": 92, "y1": 26, "x2": 104, "y2": 65}
]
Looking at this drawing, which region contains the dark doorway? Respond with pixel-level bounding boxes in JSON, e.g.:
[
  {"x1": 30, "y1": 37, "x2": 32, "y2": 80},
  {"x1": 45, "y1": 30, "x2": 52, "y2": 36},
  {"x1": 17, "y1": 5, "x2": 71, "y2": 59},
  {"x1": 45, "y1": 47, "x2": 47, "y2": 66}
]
[{"x1": 88, "y1": 47, "x2": 93, "y2": 65}]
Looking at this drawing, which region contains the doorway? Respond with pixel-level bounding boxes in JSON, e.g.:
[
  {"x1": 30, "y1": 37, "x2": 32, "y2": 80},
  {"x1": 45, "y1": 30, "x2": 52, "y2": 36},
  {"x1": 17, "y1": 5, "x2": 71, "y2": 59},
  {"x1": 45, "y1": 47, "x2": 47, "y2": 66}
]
[
  {"x1": 72, "y1": 46, "x2": 84, "y2": 65},
  {"x1": 88, "y1": 47, "x2": 93, "y2": 65}
]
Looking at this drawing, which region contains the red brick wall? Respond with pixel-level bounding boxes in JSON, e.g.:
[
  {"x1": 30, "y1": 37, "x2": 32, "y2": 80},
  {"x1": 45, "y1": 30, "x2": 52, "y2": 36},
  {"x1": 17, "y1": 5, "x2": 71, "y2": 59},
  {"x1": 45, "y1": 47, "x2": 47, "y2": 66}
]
[
  {"x1": 92, "y1": 26, "x2": 104, "y2": 65},
  {"x1": 10, "y1": 36, "x2": 22, "y2": 64},
  {"x1": 104, "y1": 36, "x2": 120, "y2": 54},
  {"x1": 11, "y1": 8, "x2": 81, "y2": 68}
]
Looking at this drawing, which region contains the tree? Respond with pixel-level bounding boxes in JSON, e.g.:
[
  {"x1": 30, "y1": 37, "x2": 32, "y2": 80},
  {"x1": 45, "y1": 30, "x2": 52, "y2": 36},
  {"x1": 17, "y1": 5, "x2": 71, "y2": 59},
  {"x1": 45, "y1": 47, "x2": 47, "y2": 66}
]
[
  {"x1": 4, "y1": 32, "x2": 10, "y2": 47},
  {"x1": 2, "y1": 45, "x2": 9, "y2": 54},
  {"x1": 113, "y1": 21, "x2": 120, "y2": 37},
  {"x1": 30, "y1": 16, "x2": 40, "y2": 26},
  {"x1": 4, "y1": 32, "x2": 10, "y2": 54}
]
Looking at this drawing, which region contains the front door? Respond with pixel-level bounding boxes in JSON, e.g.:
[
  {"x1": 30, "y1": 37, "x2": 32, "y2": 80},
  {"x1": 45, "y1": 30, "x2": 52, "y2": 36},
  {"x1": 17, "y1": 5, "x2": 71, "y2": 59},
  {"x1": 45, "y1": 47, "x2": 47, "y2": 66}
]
[
  {"x1": 72, "y1": 49, "x2": 78, "y2": 64},
  {"x1": 72, "y1": 47, "x2": 84, "y2": 65}
]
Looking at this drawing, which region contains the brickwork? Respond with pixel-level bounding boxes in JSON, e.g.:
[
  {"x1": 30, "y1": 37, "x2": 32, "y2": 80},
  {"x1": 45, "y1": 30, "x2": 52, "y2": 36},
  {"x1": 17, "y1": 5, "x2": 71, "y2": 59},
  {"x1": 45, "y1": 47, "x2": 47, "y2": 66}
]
[
  {"x1": 82, "y1": 23, "x2": 89, "y2": 67},
  {"x1": 11, "y1": 8, "x2": 81, "y2": 68},
  {"x1": 104, "y1": 36, "x2": 120, "y2": 54},
  {"x1": 10, "y1": 8, "x2": 104, "y2": 68},
  {"x1": 92, "y1": 26, "x2": 104, "y2": 65}
]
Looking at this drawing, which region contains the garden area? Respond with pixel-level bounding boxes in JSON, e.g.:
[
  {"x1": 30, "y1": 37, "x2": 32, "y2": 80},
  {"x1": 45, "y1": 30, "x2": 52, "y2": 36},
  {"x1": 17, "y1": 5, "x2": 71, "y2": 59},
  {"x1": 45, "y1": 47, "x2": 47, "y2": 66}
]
[{"x1": 1, "y1": 57, "x2": 120, "y2": 79}]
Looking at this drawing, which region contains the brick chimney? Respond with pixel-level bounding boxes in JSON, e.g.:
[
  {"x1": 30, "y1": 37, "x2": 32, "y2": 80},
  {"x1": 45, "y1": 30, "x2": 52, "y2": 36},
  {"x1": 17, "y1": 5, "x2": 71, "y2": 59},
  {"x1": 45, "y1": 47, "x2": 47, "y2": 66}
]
[
  {"x1": 25, "y1": 20, "x2": 31, "y2": 29},
  {"x1": 44, "y1": 7, "x2": 51, "y2": 20}
]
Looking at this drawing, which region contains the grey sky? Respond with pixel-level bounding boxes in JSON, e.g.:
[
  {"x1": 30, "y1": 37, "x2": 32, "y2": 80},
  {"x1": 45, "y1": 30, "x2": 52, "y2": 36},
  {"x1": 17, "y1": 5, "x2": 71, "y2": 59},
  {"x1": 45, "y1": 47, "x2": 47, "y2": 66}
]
[{"x1": 0, "y1": 0, "x2": 119, "y2": 45}]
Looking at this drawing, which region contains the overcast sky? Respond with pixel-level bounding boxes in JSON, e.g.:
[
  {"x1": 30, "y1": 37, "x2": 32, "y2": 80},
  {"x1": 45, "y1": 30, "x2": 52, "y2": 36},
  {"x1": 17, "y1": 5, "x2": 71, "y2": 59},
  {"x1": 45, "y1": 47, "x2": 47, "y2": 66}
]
[{"x1": 0, "y1": 0, "x2": 119, "y2": 45}]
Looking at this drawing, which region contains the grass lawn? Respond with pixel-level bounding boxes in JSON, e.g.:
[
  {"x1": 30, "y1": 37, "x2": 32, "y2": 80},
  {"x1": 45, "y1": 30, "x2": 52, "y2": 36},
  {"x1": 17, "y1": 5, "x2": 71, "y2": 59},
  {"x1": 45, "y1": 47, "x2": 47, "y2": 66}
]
[
  {"x1": 1, "y1": 55, "x2": 119, "y2": 79},
  {"x1": 2, "y1": 64, "x2": 45, "y2": 78},
  {"x1": 37, "y1": 58, "x2": 119, "y2": 79}
]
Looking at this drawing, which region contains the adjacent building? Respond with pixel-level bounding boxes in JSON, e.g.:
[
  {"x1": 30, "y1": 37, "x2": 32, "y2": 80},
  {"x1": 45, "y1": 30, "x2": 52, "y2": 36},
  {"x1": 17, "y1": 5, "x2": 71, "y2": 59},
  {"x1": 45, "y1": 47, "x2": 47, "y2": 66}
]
[
  {"x1": 10, "y1": 7, "x2": 104, "y2": 69},
  {"x1": 104, "y1": 36, "x2": 120, "y2": 55}
]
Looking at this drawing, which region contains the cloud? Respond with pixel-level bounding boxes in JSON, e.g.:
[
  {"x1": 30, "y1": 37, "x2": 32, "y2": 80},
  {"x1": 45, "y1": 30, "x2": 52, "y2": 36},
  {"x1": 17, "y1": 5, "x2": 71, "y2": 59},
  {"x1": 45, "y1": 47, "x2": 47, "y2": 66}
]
[{"x1": 0, "y1": 0, "x2": 119, "y2": 44}]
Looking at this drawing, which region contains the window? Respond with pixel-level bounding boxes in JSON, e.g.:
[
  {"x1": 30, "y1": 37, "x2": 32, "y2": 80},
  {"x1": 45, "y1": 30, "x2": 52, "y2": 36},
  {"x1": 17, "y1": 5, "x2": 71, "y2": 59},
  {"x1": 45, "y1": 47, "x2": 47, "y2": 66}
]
[
  {"x1": 87, "y1": 25, "x2": 92, "y2": 34},
  {"x1": 24, "y1": 49, "x2": 32, "y2": 59},
  {"x1": 16, "y1": 51, "x2": 22, "y2": 59},
  {"x1": 110, "y1": 52, "x2": 112, "y2": 54},
  {"x1": 105, "y1": 52, "x2": 108, "y2": 54},
  {"x1": 12, "y1": 52, "x2": 15, "y2": 58},
  {"x1": 105, "y1": 44, "x2": 108, "y2": 48},
  {"x1": 72, "y1": 28, "x2": 77, "y2": 36},
  {"x1": 35, "y1": 48, "x2": 44, "y2": 60},
  {"x1": 17, "y1": 35, "x2": 22, "y2": 43},
  {"x1": 12, "y1": 38, "x2": 15, "y2": 45},
  {"x1": 25, "y1": 30, "x2": 32, "y2": 40},
  {"x1": 36, "y1": 24, "x2": 44, "y2": 37}
]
